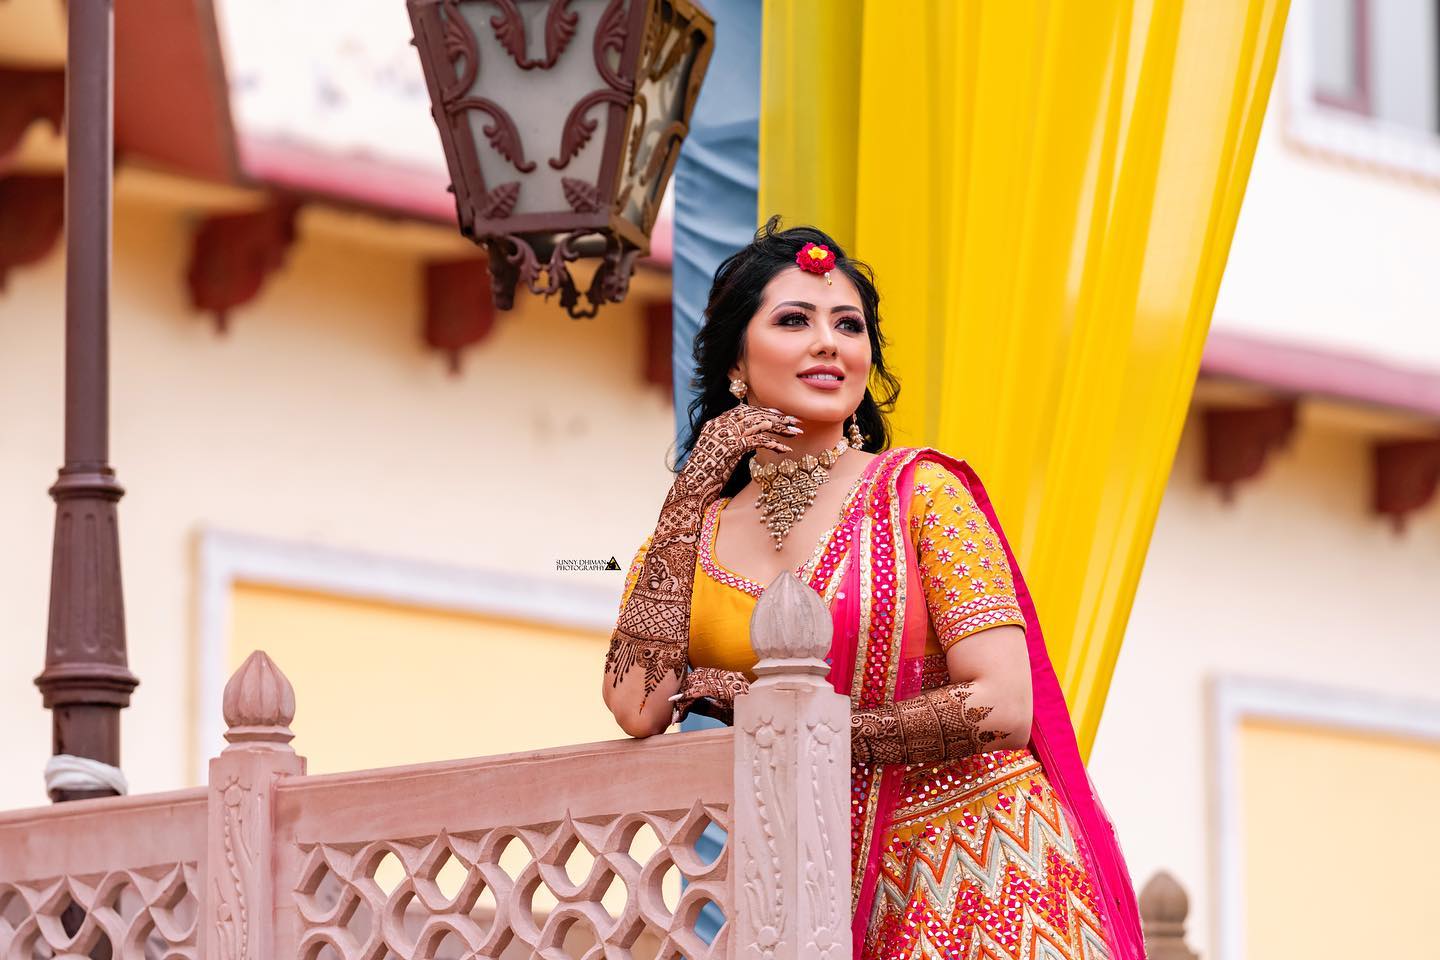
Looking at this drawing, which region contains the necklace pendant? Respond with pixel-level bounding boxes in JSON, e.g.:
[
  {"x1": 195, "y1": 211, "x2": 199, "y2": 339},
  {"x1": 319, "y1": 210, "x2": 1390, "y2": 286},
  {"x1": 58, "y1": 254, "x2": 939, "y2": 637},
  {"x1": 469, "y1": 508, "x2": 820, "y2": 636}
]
[{"x1": 751, "y1": 437, "x2": 850, "y2": 552}]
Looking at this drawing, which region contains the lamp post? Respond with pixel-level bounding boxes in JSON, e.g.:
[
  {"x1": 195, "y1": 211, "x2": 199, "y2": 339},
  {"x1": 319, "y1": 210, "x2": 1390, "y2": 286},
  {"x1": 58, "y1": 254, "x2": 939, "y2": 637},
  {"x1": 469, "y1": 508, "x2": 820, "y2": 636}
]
[
  {"x1": 407, "y1": 0, "x2": 714, "y2": 318},
  {"x1": 34, "y1": 0, "x2": 139, "y2": 804}
]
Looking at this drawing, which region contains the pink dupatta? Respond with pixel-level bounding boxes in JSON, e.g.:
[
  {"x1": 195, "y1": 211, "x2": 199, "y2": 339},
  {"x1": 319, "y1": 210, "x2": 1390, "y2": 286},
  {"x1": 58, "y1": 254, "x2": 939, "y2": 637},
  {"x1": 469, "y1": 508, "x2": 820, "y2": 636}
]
[{"x1": 814, "y1": 448, "x2": 1145, "y2": 960}]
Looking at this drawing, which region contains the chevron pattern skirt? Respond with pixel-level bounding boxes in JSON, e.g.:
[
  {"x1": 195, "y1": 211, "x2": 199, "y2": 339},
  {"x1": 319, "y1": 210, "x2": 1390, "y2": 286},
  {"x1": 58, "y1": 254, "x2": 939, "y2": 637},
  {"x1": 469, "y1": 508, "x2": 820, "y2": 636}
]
[{"x1": 862, "y1": 749, "x2": 1115, "y2": 960}]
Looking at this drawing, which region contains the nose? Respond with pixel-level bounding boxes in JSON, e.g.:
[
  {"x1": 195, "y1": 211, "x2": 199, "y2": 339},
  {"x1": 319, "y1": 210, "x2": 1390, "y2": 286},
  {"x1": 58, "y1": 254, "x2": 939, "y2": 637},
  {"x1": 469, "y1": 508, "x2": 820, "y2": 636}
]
[{"x1": 812, "y1": 320, "x2": 838, "y2": 356}]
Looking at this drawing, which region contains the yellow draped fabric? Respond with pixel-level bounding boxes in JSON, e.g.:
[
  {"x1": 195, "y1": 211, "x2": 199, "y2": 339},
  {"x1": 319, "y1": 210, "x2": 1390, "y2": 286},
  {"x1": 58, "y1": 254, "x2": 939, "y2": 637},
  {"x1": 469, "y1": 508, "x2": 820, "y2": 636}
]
[{"x1": 759, "y1": 0, "x2": 1290, "y2": 755}]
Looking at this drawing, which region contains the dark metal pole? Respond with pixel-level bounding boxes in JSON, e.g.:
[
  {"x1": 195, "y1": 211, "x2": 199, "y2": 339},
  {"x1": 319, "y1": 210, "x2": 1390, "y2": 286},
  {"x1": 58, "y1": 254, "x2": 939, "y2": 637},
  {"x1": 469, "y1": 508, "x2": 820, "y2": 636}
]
[{"x1": 34, "y1": 0, "x2": 138, "y2": 805}]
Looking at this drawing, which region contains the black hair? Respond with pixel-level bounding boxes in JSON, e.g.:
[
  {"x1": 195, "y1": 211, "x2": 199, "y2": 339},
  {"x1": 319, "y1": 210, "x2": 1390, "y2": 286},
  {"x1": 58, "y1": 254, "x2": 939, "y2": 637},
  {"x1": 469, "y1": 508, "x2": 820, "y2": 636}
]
[{"x1": 673, "y1": 215, "x2": 902, "y2": 497}]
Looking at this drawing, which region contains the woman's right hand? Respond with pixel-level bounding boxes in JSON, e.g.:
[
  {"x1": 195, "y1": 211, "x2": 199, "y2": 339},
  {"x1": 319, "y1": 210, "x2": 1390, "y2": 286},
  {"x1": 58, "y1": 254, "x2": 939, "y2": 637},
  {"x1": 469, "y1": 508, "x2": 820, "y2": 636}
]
[
  {"x1": 677, "y1": 403, "x2": 802, "y2": 501},
  {"x1": 668, "y1": 667, "x2": 752, "y2": 725}
]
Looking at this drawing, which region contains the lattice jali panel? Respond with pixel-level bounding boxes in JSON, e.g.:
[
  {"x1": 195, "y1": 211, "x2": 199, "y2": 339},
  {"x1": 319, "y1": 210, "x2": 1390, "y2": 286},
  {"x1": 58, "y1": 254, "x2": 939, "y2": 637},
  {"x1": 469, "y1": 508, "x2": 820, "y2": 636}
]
[
  {"x1": 294, "y1": 801, "x2": 730, "y2": 960},
  {"x1": 0, "y1": 862, "x2": 198, "y2": 959}
]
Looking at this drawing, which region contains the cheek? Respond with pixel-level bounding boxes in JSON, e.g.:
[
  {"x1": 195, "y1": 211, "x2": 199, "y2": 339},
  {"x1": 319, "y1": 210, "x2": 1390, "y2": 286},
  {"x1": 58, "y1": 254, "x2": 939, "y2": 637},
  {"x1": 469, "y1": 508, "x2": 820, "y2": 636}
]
[
  {"x1": 845, "y1": 338, "x2": 873, "y2": 369},
  {"x1": 846, "y1": 341, "x2": 872, "y2": 394},
  {"x1": 741, "y1": 325, "x2": 776, "y2": 365},
  {"x1": 749, "y1": 328, "x2": 806, "y2": 369}
]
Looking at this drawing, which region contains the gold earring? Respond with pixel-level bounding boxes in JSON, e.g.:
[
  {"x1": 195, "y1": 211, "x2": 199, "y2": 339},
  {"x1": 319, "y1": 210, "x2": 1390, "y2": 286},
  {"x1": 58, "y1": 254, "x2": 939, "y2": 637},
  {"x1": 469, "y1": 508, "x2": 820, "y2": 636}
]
[
  {"x1": 729, "y1": 378, "x2": 748, "y2": 401},
  {"x1": 847, "y1": 415, "x2": 866, "y2": 449}
]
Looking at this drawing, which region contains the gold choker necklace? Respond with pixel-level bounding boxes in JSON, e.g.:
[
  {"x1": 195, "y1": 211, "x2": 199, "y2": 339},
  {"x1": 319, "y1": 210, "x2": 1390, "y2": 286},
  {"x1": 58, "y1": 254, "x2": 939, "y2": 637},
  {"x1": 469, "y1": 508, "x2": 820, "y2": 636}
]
[{"x1": 749, "y1": 438, "x2": 850, "y2": 551}]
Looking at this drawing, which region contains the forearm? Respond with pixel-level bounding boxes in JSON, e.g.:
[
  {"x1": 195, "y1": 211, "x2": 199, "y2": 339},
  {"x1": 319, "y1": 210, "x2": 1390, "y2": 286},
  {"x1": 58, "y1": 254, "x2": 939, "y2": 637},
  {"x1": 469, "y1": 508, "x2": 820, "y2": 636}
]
[
  {"x1": 604, "y1": 471, "x2": 716, "y2": 725},
  {"x1": 849, "y1": 678, "x2": 1032, "y2": 765},
  {"x1": 604, "y1": 403, "x2": 794, "y2": 736}
]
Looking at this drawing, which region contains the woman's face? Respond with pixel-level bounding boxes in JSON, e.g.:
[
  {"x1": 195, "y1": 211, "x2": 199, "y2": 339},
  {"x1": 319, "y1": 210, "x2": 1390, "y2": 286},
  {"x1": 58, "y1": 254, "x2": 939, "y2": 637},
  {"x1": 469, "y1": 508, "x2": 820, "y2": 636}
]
[{"x1": 729, "y1": 266, "x2": 872, "y2": 425}]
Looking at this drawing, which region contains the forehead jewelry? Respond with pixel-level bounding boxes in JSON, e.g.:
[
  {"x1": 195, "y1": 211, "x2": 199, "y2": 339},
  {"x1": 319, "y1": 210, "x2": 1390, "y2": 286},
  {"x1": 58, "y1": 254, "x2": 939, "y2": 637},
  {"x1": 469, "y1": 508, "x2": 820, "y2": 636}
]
[
  {"x1": 795, "y1": 242, "x2": 837, "y2": 286},
  {"x1": 749, "y1": 437, "x2": 850, "y2": 551}
]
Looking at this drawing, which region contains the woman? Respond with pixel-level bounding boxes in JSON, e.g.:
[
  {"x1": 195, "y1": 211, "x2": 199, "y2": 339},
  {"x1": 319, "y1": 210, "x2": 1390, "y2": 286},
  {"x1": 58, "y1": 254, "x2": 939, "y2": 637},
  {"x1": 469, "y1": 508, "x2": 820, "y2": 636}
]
[{"x1": 603, "y1": 218, "x2": 1145, "y2": 960}]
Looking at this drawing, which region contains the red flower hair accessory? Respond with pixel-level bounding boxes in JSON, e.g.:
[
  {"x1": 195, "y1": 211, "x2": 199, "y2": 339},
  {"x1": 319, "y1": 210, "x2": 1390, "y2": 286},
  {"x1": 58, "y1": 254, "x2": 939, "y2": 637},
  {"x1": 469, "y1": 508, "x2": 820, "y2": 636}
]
[{"x1": 796, "y1": 242, "x2": 837, "y2": 285}]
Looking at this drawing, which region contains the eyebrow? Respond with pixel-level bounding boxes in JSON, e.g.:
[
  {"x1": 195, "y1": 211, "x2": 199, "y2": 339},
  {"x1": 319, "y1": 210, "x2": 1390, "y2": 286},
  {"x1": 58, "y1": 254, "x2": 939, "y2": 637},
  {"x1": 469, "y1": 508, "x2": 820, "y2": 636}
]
[{"x1": 771, "y1": 299, "x2": 864, "y2": 316}]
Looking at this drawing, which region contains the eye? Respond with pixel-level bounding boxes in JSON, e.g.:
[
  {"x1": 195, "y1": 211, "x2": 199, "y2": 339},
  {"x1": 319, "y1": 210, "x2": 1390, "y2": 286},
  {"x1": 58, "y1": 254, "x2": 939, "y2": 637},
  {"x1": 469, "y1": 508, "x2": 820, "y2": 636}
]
[
  {"x1": 839, "y1": 316, "x2": 866, "y2": 334},
  {"x1": 777, "y1": 312, "x2": 809, "y2": 326}
]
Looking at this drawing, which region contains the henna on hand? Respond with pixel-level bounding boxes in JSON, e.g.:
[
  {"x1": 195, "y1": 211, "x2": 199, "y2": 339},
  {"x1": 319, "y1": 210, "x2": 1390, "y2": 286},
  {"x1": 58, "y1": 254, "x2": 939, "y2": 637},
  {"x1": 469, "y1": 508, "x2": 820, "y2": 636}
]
[
  {"x1": 669, "y1": 667, "x2": 751, "y2": 723},
  {"x1": 849, "y1": 681, "x2": 1007, "y2": 765},
  {"x1": 606, "y1": 404, "x2": 797, "y2": 708},
  {"x1": 675, "y1": 402, "x2": 799, "y2": 502}
]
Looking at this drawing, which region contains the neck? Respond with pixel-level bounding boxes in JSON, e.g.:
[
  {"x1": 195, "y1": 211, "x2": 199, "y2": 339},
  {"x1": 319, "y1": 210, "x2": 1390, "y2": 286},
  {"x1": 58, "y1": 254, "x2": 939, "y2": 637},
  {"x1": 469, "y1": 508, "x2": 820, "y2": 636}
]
[{"x1": 752, "y1": 422, "x2": 847, "y2": 467}]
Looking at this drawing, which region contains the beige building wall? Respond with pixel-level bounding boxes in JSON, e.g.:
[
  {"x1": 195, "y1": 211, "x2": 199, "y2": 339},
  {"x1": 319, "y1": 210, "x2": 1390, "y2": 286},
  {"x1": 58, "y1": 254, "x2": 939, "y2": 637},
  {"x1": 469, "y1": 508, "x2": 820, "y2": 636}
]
[
  {"x1": 227, "y1": 584, "x2": 629, "y2": 774},
  {"x1": 0, "y1": 190, "x2": 676, "y2": 811},
  {"x1": 3, "y1": 161, "x2": 1437, "y2": 960},
  {"x1": 1089, "y1": 408, "x2": 1440, "y2": 960},
  {"x1": 1237, "y1": 718, "x2": 1440, "y2": 959}
]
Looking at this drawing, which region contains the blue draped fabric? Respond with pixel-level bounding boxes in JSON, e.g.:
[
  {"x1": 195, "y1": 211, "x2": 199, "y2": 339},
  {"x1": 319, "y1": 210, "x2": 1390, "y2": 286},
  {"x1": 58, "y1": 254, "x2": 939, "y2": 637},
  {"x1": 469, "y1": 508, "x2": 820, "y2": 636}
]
[
  {"x1": 670, "y1": 0, "x2": 761, "y2": 944},
  {"x1": 670, "y1": 0, "x2": 761, "y2": 447}
]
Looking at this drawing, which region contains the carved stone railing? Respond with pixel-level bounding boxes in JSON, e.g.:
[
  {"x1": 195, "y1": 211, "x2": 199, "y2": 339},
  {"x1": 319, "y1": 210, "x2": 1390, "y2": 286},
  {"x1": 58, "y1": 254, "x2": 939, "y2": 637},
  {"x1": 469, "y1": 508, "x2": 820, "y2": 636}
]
[
  {"x1": 0, "y1": 571, "x2": 852, "y2": 959},
  {"x1": 0, "y1": 788, "x2": 206, "y2": 957}
]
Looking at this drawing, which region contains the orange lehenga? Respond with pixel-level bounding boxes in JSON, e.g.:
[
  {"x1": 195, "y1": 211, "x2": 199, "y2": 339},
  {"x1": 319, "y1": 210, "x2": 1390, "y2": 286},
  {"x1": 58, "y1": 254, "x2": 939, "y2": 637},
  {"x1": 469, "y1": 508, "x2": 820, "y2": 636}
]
[{"x1": 619, "y1": 448, "x2": 1142, "y2": 960}]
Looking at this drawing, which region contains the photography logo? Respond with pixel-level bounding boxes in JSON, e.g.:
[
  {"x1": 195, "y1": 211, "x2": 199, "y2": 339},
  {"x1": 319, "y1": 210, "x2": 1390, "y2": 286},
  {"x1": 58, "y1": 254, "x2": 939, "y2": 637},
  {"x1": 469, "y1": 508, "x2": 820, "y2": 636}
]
[{"x1": 556, "y1": 556, "x2": 623, "y2": 572}]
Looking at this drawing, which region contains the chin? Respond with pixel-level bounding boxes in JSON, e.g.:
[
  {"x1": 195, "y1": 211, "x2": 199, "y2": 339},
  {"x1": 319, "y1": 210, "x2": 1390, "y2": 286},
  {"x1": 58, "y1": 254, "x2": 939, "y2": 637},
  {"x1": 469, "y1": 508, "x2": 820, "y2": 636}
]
[{"x1": 779, "y1": 393, "x2": 859, "y2": 423}]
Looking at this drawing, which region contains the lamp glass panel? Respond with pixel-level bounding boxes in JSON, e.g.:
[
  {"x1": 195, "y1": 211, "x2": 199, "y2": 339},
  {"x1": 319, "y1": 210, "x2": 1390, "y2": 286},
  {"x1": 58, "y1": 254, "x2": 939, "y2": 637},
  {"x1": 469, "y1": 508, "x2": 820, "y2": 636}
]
[
  {"x1": 445, "y1": 0, "x2": 616, "y2": 217},
  {"x1": 616, "y1": 25, "x2": 701, "y2": 231}
]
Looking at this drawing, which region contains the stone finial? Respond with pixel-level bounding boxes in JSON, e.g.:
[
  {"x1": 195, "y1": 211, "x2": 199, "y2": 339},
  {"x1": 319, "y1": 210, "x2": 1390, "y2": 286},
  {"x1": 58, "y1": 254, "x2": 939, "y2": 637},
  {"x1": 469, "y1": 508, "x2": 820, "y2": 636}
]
[
  {"x1": 749, "y1": 572, "x2": 832, "y2": 678},
  {"x1": 1140, "y1": 871, "x2": 1197, "y2": 960},
  {"x1": 222, "y1": 650, "x2": 296, "y2": 750}
]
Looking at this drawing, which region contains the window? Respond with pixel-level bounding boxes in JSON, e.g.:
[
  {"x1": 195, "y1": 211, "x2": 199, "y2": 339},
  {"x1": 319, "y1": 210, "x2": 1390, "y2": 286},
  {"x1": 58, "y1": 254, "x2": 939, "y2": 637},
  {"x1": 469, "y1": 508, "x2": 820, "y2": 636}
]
[
  {"x1": 1287, "y1": 0, "x2": 1440, "y2": 180},
  {"x1": 1309, "y1": 0, "x2": 1439, "y2": 135},
  {"x1": 1312, "y1": 0, "x2": 1369, "y2": 111}
]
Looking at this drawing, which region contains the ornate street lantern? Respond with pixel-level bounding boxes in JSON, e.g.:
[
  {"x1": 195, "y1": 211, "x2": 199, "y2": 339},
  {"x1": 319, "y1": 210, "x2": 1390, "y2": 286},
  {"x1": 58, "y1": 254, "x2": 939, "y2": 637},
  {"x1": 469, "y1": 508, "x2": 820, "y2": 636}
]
[{"x1": 407, "y1": 0, "x2": 714, "y2": 318}]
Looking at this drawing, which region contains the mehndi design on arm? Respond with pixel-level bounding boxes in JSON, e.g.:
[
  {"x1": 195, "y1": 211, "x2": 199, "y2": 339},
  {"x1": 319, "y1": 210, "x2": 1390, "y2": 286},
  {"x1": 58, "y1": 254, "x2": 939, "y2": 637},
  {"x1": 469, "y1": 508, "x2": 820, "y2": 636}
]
[
  {"x1": 605, "y1": 404, "x2": 795, "y2": 705},
  {"x1": 604, "y1": 493, "x2": 704, "y2": 701},
  {"x1": 849, "y1": 681, "x2": 1005, "y2": 765}
]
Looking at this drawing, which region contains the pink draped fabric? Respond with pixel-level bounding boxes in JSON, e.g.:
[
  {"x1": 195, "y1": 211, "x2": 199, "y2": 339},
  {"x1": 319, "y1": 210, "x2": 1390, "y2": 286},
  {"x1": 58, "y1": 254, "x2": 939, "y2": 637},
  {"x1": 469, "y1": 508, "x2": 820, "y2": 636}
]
[{"x1": 825, "y1": 447, "x2": 1145, "y2": 960}]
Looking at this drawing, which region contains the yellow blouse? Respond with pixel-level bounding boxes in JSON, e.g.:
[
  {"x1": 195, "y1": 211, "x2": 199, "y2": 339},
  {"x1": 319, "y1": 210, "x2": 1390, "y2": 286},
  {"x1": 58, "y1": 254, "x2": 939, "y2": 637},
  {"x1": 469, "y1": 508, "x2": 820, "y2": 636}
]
[{"x1": 617, "y1": 459, "x2": 1026, "y2": 680}]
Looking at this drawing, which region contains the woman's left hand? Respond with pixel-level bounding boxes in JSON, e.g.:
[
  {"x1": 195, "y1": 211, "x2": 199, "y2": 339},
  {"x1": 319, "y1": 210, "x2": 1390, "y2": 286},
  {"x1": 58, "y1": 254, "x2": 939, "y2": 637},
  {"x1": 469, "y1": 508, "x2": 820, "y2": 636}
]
[{"x1": 668, "y1": 667, "x2": 751, "y2": 724}]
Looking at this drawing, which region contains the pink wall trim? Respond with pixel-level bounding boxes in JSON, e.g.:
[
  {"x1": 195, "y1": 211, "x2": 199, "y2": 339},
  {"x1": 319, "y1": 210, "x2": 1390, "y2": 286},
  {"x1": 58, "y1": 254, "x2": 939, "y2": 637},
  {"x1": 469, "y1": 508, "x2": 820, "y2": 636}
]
[
  {"x1": 237, "y1": 135, "x2": 675, "y2": 268},
  {"x1": 1201, "y1": 329, "x2": 1440, "y2": 419},
  {"x1": 239, "y1": 135, "x2": 456, "y2": 222}
]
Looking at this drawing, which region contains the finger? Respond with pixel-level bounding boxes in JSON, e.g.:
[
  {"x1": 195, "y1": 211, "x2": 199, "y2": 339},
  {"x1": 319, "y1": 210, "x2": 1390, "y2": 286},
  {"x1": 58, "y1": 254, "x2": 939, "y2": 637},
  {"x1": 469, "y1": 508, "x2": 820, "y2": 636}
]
[
  {"x1": 742, "y1": 410, "x2": 800, "y2": 432},
  {"x1": 756, "y1": 406, "x2": 801, "y2": 426},
  {"x1": 743, "y1": 420, "x2": 801, "y2": 438},
  {"x1": 758, "y1": 438, "x2": 793, "y2": 453},
  {"x1": 754, "y1": 407, "x2": 800, "y2": 424}
]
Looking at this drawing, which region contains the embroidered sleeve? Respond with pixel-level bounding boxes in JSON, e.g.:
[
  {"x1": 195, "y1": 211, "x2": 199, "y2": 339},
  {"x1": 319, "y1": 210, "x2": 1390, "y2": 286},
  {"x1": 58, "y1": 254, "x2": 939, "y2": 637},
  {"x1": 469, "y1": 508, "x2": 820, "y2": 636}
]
[{"x1": 908, "y1": 460, "x2": 1026, "y2": 651}]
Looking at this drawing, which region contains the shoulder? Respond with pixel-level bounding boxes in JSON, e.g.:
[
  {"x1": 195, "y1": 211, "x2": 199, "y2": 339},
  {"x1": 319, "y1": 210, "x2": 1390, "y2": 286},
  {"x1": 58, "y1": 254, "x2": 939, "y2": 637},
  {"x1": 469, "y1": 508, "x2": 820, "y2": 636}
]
[
  {"x1": 882, "y1": 447, "x2": 974, "y2": 496},
  {"x1": 912, "y1": 458, "x2": 962, "y2": 489}
]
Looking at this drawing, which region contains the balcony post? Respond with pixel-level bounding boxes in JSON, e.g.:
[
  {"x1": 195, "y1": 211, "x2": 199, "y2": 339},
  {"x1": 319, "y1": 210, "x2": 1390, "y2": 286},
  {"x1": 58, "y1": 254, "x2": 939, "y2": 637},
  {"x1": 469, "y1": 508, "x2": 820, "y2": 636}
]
[
  {"x1": 732, "y1": 572, "x2": 852, "y2": 958},
  {"x1": 202, "y1": 651, "x2": 305, "y2": 960}
]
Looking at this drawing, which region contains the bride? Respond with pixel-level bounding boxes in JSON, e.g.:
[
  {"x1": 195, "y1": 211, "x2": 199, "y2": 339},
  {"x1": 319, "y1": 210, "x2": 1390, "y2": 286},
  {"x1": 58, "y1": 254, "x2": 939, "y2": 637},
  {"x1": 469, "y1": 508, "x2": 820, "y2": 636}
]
[{"x1": 602, "y1": 217, "x2": 1144, "y2": 960}]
